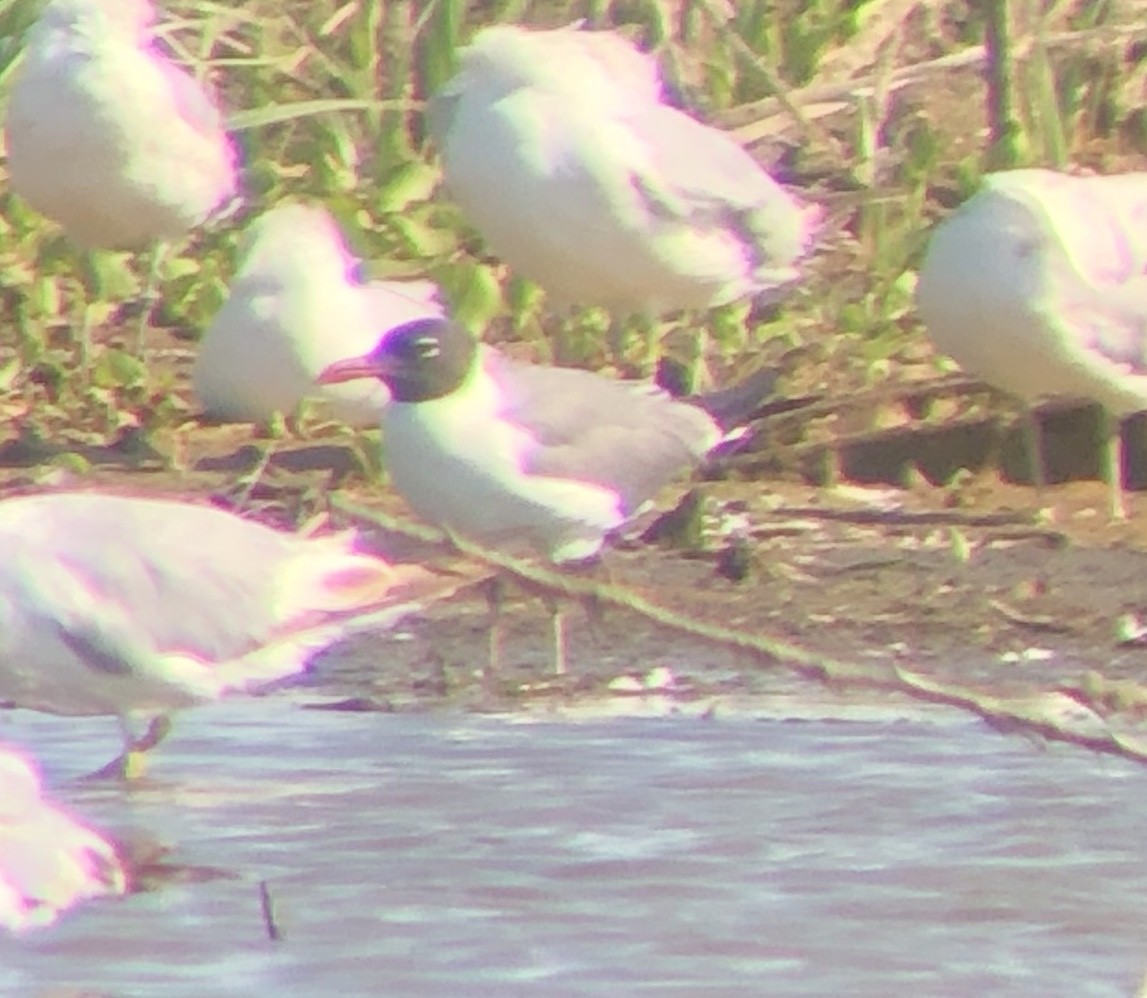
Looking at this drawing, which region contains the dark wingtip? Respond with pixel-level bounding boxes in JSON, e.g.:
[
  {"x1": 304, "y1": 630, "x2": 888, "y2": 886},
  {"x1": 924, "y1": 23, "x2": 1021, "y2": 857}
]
[{"x1": 695, "y1": 366, "x2": 781, "y2": 431}]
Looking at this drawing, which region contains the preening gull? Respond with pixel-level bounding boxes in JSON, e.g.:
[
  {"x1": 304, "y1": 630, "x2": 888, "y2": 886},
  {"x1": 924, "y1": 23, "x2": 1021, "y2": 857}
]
[
  {"x1": 916, "y1": 167, "x2": 1147, "y2": 518},
  {"x1": 0, "y1": 492, "x2": 445, "y2": 777},
  {"x1": 428, "y1": 23, "x2": 820, "y2": 355},
  {"x1": 194, "y1": 203, "x2": 443, "y2": 428},
  {"x1": 4, "y1": 0, "x2": 240, "y2": 351}
]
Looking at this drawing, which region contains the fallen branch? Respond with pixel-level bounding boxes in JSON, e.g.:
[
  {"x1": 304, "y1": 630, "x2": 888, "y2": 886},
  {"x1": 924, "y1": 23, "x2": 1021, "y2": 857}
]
[
  {"x1": 331, "y1": 496, "x2": 1147, "y2": 766},
  {"x1": 988, "y1": 598, "x2": 1077, "y2": 633}
]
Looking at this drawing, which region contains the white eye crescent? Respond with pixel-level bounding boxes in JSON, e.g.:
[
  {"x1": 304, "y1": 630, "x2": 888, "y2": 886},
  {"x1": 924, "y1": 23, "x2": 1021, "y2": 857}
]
[{"x1": 415, "y1": 336, "x2": 441, "y2": 358}]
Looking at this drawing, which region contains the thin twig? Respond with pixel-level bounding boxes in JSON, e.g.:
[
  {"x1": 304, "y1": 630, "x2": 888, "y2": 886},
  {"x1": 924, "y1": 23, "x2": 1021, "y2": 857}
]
[
  {"x1": 692, "y1": 0, "x2": 857, "y2": 177},
  {"x1": 725, "y1": 21, "x2": 1147, "y2": 144},
  {"x1": 988, "y1": 598, "x2": 1076, "y2": 633},
  {"x1": 259, "y1": 880, "x2": 282, "y2": 942},
  {"x1": 982, "y1": 0, "x2": 1022, "y2": 168}
]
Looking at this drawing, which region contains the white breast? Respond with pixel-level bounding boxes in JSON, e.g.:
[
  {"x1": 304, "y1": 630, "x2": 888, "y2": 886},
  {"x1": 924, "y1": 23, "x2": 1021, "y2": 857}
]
[
  {"x1": 916, "y1": 170, "x2": 1147, "y2": 415},
  {"x1": 383, "y1": 371, "x2": 624, "y2": 562}
]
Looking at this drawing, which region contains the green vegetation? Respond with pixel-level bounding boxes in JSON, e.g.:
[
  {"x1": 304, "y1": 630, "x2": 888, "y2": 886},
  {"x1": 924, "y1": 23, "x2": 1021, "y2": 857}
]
[{"x1": 0, "y1": 0, "x2": 1143, "y2": 468}]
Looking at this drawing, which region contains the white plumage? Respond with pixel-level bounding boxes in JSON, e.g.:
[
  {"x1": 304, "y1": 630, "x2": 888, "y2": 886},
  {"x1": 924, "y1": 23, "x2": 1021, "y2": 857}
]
[
  {"x1": 429, "y1": 23, "x2": 820, "y2": 315},
  {"x1": 0, "y1": 491, "x2": 430, "y2": 776},
  {"x1": 916, "y1": 168, "x2": 1147, "y2": 517},
  {"x1": 193, "y1": 204, "x2": 443, "y2": 427},
  {"x1": 378, "y1": 358, "x2": 644, "y2": 565},
  {"x1": 5, "y1": 0, "x2": 239, "y2": 250},
  {"x1": 318, "y1": 317, "x2": 775, "y2": 674},
  {"x1": 0, "y1": 746, "x2": 126, "y2": 933}
]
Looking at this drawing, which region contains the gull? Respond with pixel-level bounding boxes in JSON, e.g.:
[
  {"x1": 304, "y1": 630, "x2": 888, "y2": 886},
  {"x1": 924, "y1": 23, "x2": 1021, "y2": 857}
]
[
  {"x1": 193, "y1": 203, "x2": 443, "y2": 428},
  {"x1": 0, "y1": 745, "x2": 127, "y2": 933},
  {"x1": 4, "y1": 0, "x2": 240, "y2": 356},
  {"x1": 427, "y1": 23, "x2": 820, "y2": 366},
  {"x1": 0, "y1": 491, "x2": 446, "y2": 778},
  {"x1": 318, "y1": 316, "x2": 777, "y2": 673},
  {"x1": 915, "y1": 167, "x2": 1147, "y2": 518}
]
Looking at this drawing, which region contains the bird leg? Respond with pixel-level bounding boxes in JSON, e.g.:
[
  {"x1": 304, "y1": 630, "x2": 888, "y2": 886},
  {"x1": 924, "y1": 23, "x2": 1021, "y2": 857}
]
[
  {"x1": 1022, "y1": 409, "x2": 1048, "y2": 492},
  {"x1": 1102, "y1": 410, "x2": 1127, "y2": 520},
  {"x1": 680, "y1": 320, "x2": 716, "y2": 395},
  {"x1": 483, "y1": 575, "x2": 506, "y2": 675},
  {"x1": 135, "y1": 241, "x2": 170, "y2": 359},
  {"x1": 86, "y1": 715, "x2": 173, "y2": 781},
  {"x1": 229, "y1": 439, "x2": 278, "y2": 512},
  {"x1": 122, "y1": 715, "x2": 173, "y2": 780},
  {"x1": 544, "y1": 596, "x2": 570, "y2": 677},
  {"x1": 543, "y1": 557, "x2": 612, "y2": 676},
  {"x1": 76, "y1": 299, "x2": 94, "y2": 382},
  {"x1": 72, "y1": 251, "x2": 107, "y2": 382},
  {"x1": 481, "y1": 573, "x2": 572, "y2": 676},
  {"x1": 607, "y1": 315, "x2": 634, "y2": 370}
]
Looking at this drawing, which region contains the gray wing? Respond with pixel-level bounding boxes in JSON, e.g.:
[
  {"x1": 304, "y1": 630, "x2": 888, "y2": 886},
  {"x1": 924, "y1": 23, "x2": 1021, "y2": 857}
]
[
  {"x1": 157, "y1": 58, "x2": 228, "y2": 139},
  {"x1": 1056, "y1": 274, "x2": 1147, "y2": 379},
  {"x1": 485, "y1": 352, "x2": 719, "y2": 513},
  {"x1": 625, "y1": 104, "x2": 817, "y2": 273},
  {"x1": 2, "y1": 497, "x2": 301, "y2": 668}
]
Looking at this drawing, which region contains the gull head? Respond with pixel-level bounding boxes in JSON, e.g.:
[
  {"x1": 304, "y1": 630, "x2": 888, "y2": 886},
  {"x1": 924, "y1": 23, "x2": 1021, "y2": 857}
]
[
  {"x1": 942, "y1": 172, "x2": 1080, "y2": 296},
  {"x1": 317, "y1": 317, "x2": 479, "y2": 403},
  {"x1": 976, "y1": 171, "x2": 1087, "y2": 277},
  {"x1": 233, "y1": 203, "x2": 362, "y2": 289}
]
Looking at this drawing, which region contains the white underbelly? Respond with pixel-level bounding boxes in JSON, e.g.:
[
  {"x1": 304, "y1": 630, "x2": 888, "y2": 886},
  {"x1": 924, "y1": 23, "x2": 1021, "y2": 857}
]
[{"x1": 383, "y1": 399, "x2": 622, "y2": 559}]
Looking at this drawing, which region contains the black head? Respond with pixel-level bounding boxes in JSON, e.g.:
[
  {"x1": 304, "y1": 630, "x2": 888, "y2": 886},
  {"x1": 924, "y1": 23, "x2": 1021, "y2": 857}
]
[{"x1": 317, "y1": 317, "x2": 479, "y2": 403}]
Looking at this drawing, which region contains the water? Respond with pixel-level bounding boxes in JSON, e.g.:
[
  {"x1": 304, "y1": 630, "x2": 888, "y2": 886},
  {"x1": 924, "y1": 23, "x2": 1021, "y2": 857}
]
[{"x1": 1, "y1": 696, "x2": 1144, "y2": 997}]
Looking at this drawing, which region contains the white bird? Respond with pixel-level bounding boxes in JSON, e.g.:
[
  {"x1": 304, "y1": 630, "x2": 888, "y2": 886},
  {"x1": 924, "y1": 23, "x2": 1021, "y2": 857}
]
[
  {"x1": 0, "y1": 491, "x2": 446, "y2": 777},
  {"x1": 193, "y1": 203, "x2": 443, "y2": 428},
  {"x1": 4, "y1": 0, "x2": 240, "y2": 353},
  {"x1": 318, "y1": 316, "x2": 776, "y2": 672},
  {"x1": 429, "y1": 24, "x2": 820, "y2": 325},
  {"x1": 0, "y1": 745, "x2": 127, "y2": 933},
  {"x1": 496, "y1": 21, "x2": 665, "y2": 107},
  {"x1": 916, "y1": 168, "x2": 1147, "y2": 518}
]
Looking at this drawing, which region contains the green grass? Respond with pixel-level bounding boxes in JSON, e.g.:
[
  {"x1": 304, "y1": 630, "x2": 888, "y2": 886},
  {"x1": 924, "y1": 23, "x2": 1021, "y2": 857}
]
[{"x1": 0, "y1": 0, "x2": 1143, "y2": 452}]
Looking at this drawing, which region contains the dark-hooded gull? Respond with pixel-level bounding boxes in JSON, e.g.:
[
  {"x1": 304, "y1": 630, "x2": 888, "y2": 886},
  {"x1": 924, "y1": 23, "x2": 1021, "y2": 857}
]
[
  {"x1": 427, "y1": 23, "x2": 820, "y2": 364},
  {"x1": 0, "y1": 492, "x2": 443, "y2": 777},
  {"x1": 4, "y1": 0, "x2": 240, "y2": 353},
  {"x1": 318, "y1": 317, "x2": 776, "y2": 672},
  {"x1": 0, "y1": 745, "x2": 127, "y2": 933},
  {"x1": 193, "y1": 204, "x2": 443, "y2": 428},
  {"x1": 916, "y1": 168, "x2": 1147, "y2": 518}
]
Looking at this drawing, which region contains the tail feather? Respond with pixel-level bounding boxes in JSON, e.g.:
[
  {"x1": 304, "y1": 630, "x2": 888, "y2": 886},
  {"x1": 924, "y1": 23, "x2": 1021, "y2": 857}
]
[
  {"x1": 694, "y1": 366, "x2": 779, "y2": 433},
  {"x1": 211, "y1": 600, "x2": 426, "y2": 694},
  {"x1": 275, "y1": 533, "x2": 397, "y2": 618},
  {"x1": 140, "y1": 528, "x2": 483, "y2": 700},
  {"x1": 214, "y1": 557, "x2": 479, "y2": 693},
  {"x1": 297, "y1": 557, "x2": 400, "y2": 614}
]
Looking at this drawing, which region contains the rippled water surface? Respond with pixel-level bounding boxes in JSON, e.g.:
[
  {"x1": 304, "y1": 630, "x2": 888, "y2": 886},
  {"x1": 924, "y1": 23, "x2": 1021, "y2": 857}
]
[{"x1": 1, "y1": 696, "x2": 1144, "y2": 996}]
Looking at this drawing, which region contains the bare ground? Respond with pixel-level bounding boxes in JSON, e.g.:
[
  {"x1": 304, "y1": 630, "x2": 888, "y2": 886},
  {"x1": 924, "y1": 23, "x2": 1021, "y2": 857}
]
[{"x1": 8, "y1": 325, "x2": 1147, "y2": 740}]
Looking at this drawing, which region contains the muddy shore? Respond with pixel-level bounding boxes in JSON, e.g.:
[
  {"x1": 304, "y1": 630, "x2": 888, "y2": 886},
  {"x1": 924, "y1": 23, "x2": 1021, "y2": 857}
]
[{"x1": 7, "y1": 327, "x2": 1147, "y2": 740}]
